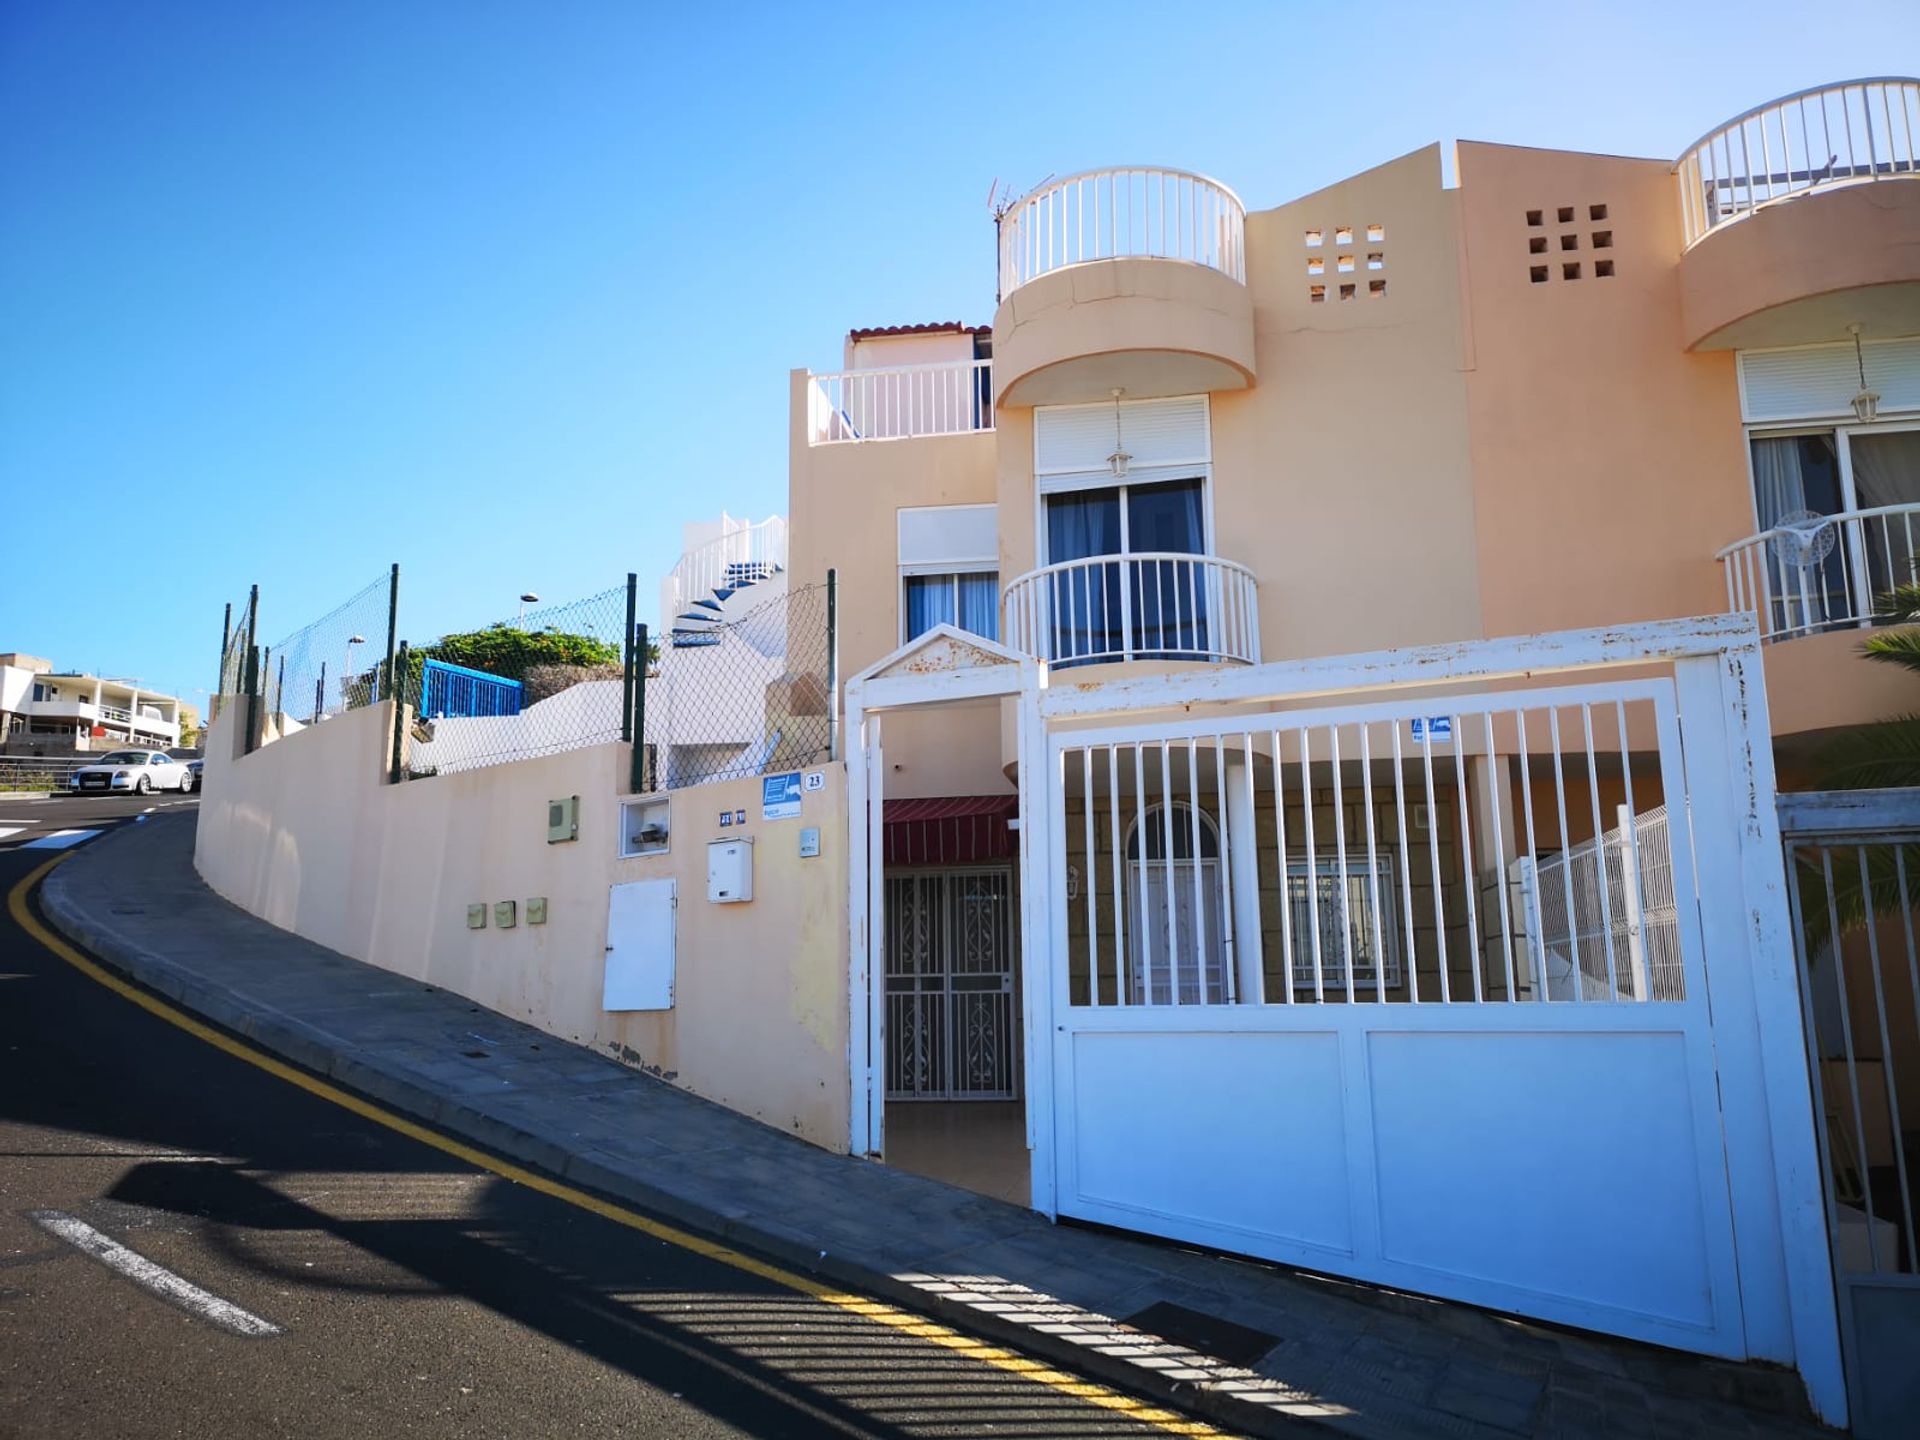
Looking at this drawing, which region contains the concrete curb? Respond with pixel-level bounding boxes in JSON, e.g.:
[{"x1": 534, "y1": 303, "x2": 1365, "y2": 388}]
[{"x1": 35, "y1": 825, "x2": 1321, "y2": 1440}]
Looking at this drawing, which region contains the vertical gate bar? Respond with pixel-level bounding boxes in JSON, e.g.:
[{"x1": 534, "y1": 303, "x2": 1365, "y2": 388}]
[
  {"x1": 1420, "y1": 723, "x2": 1449, "y2": 1002},
  {"x1": 1109, "y1": 745, "x2": 1126, "y2": 1010},
  {"x1": 1302, "y1": 726, "x2": 1325, "y2": 1003},
  {"x1": 1272, "y1": 729, "x2": 1295, "y2": 1004},
  {"x1": 1858, "y1": 845, "x2": 1918, "y2": 1268},
  {"x1": 1547, "y1": 707, "x2": 1582, "y2": 1003},
  {"x1": 1161, "y1": 740, "x2": 1177, "y2": 1006},
  {"x1": 1582, "y1": 704, "x2": 1620, "y2": 1001},
  {"x1": 1515, "y1": 713, "x2": 1542, "y2": 1002},
  {"x1": 1187, "y1": 736, "x2": 1206, "y2": 1004},
  {"x1": 1897, "y1": 847, "x2": 1920, "y2": 1271},
  {"x1": 1330, "y1": 724, "x2": 1355, "y2": 1002},
  {"x1": 1214, "y1": 737, "x2": 1236, "y2": 1004},
  {"x1": 1483, "y1": 713, "x2": 1518, "y2": 1002},
  {"x1": 1083, "y1": 747, "x2": 1098, "y2": 1006},
  {"x1": 1360, "y1": 721, "x2": 1386, "y2": 1004},
  {"x1": 1615, "y1": 699, "x2": 1646, "y2": 1000},
  {"x1": 1899, "y1": 849, "x2": 1920, "y2": 1150},
  {"x1": 1452, "y1": 719, "x2": 1483, "y2": 1004},
  {"x1": 1392, "y1": 723, "x2": 1418, "y2": 1002},
  {"x1": 1824, "y1": 848, "x2": 1882, "y2": 1269},
  {"x1": 1132, "y1": 741, "x2": 1148, "y2": 1004}
]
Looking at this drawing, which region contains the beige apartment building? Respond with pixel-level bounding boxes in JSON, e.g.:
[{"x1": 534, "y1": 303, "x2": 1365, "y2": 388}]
[{"x1": 790, "y1": 79, "x2": 1920, "y2": 1179}]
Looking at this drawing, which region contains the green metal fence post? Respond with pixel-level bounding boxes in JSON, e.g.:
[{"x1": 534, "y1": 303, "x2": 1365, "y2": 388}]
[
  {"x1": 630, "y1": 623, "x2": 649, "y2": 794},
  {"x1": 243, "y1": 644, "x2": 261, "y2": 756},
  {"x1": 218, "y1": 602, "x2": 231, "y2": 695},
  {"x1": 825, "y1": 567, "x2": 840, "y2": 762},
  {"x1": 389, "y1": 641, "x2": 409, "y2": 784},
  {"x1": 276, "y1": 653, "x2": 286, "y2": 719},
  {"x1": 384, "y1": 562, "x2": 400, "y2": 701},
  {"x1": 621, "y1": 573, "x2": 637, "y2": 748}
]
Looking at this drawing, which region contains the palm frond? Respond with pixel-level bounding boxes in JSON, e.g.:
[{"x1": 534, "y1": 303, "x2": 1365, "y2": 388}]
[
  {"x1": 1814, "y1": 714, "x2": 1920, "y2": 790},
  {"x1": 1861, "y1": 625, "x2": 1920, "y2": 675},
  {"x1": 1873, "y1": 583, "x2": 1920, "y2": 623}
]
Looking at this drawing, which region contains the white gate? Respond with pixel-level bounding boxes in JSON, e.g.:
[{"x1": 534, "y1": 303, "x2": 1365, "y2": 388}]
[{"x1": 845, "y1": 617, "x2": 1845, "y2": 1424}]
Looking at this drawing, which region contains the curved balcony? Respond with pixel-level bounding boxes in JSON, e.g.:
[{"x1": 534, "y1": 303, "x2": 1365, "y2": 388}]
[
  {"x1": 1717, "y1": 502, "x2": 1920, "y2": 642},
  {"x1": 1675, "y1": 79, "x2": 1920, "y2": 350},
  {"x1": 1001, "y1": 552, "x2": 1259, "y2": 667},
  {"x1": 991, "y1": 167, "x2": 1256, "y2": 408},
  {"x1": 1675, "y1": 79, "x2": 1920, "y2": 248},
  {"x1": 997, "y1": 167, "x2": 1247, "y2": 300}
]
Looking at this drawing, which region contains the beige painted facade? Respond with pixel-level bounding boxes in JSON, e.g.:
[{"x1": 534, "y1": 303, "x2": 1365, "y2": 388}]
[
  {"x1": 792, "y1": 97, "x2": 1920, "y2": 792},
  {"x1": 195, "y1": 700, "x2": 851, "y2": 1149}
]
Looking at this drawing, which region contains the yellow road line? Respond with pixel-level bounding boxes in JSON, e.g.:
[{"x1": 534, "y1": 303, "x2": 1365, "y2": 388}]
[{"x1": 8, "y1": 856, "x2": 1229, "y2": 1438}]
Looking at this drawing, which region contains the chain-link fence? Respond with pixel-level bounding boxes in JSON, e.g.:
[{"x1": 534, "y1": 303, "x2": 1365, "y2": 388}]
[
  {"x1": 214, "y1": 564, "x2": 839, "y2": 786},
  {"x1": 642, "y1": 579, "x2": 834, "y2": 791},
  {"x1": 396, "y1": 584, "x2": 634, "y2": 779},
  {"x1": 263, "y1": 570, "x2": 397, "y2": 729},
  {"x1": 217, "y1": 587, "x2": 257, "y2": 700}
]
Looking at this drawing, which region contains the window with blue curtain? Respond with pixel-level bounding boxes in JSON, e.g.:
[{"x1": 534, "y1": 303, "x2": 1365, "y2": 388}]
[
  {"x1": 904, "y1": 572, "x2": 999, "y2": 643},
  {"x1": 1044, "y1": 477, "x2": 1207, "y2": 663}
]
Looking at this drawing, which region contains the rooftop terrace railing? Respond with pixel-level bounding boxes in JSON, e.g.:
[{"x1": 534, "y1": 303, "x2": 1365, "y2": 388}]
[
  {"x1": 1675, "y1": 78, "x2": 1920, "y2": 247},
  {"x1": 806, "y1": 361, "x2": 993, "y2": 445},
  {"x1": 995, "y1": 166, "x2": 1246, "y2": 301}
]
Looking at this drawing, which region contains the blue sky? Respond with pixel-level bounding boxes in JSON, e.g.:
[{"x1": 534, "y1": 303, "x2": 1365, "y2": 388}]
[{"x1": 4, "y1": 2, "x2": 1916, "y2": 708}]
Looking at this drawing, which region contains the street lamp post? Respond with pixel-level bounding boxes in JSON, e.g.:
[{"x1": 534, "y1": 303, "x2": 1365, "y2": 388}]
[{"x1": 517, "y1": 592, "x2": 539, "y2": 624}]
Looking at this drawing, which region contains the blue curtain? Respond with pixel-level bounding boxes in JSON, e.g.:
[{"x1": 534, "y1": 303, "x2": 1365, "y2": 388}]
[
  {"x1": 904, "y1": 576, "x2": 955, "y2": 641},
  {"x1": 1127, "y1": 480, "x2": 1207, "y2": 657},
  {"x1": 907, "y1": 573, "x2": 999, "y2": 642},
  {"x1": 1045, "y1": 490, "x2": 1122, "y2": 662},
  {"x1": 956, "y1": 573, "x2": 999, "y2": 639}
]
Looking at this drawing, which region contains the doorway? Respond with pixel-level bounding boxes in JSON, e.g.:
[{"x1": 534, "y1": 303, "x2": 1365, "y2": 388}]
[{"x1": 882, "y1": 866, "x2": 1026, "y2": 1205}]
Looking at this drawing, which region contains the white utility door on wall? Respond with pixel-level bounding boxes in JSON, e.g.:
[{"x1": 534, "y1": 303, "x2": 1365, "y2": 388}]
[{"x1": 605, "y1": 879, "x2": 676, "y2": 1011}]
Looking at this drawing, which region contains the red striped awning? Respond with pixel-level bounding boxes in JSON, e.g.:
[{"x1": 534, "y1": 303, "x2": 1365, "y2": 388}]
[{"x1": 884, "y1": 794, "x2": 1019, "y2": 867}]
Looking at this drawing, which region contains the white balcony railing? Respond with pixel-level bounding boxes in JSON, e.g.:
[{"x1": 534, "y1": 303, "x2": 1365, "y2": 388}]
[
  {"x1": 806, "y1": 360, "x2": 993, "y2": 445},
  {"x1": 1001, "y1": 553, "x2": 1259, "y2": 667},
  {"x1": 1674, "y1": 78, "x2": 1920, "y2": 247},
  {"x1": 996, "y1": 166, "x2": 1246, "y2": 301},
  {"x1": 664, "y1": 516, "x2": 787, "y2": 618},
  {"x1": 1718, "y1": 503, "x2": 1920, "y2": 642}
]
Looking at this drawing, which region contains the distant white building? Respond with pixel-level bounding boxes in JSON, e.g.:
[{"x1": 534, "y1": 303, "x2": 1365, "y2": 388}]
[{"x1": 0, "y1": 652, "x2": 185, "y2": 751}]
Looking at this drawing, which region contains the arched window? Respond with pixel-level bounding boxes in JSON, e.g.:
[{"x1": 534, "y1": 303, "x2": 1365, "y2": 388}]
[{"x1": 1124, "y1": 803, "x2": 1227, "y2": 1004}]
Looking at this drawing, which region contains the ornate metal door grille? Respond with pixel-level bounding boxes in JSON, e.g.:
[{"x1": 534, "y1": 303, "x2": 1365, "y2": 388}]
[{"x1": 884, "y1": 869, "x2": 1017, "y2": 1100}]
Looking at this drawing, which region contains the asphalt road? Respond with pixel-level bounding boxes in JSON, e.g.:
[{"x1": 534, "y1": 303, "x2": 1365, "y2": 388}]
[{"x1": 0, "y1": 801, "x2": 1222, "y2": 1439}]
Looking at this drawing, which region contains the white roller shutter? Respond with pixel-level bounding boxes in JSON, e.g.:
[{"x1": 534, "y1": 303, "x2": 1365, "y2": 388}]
[
  {"x1": 1740, "y1": 338, "x2": 1920, "y2": 423},
  {"x1": 1035, "y1": 395, "x2": 1211, "y2": 492},
  {"x1": 898, "y1": 504, "x2": 997, "y2": 571}
]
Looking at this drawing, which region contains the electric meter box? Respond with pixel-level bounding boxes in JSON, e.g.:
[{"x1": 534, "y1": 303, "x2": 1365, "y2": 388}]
[{"x1": 707, "y1": 838, "x2": 753, "y2": 904}]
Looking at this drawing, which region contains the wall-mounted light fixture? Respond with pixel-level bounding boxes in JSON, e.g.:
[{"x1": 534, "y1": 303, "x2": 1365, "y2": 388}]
[
  {"x1": 1106, "y1": 388, "x2": 1132, "y2": 479},
  {"x1": 1850, "y1": 324, "x2": 1881, "y2": 423}
]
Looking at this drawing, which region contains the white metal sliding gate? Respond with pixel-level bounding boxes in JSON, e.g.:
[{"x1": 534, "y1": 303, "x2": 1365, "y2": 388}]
[{"x1": 1044, "y1": 675, "x2": 1752, "y2": 1357}]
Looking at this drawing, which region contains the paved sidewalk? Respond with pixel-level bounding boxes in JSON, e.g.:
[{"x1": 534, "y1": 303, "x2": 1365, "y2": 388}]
[{"x1": 39, "y1": 816, "x2": 1827, "y2": 1440}]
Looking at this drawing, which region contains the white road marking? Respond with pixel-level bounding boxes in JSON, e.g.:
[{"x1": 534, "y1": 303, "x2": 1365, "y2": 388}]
[
  {"x1": 0, "y1": 827, "x2": 26, "y2": 841},
  {"x1": 29, "y1": 1211, "x2": 282, "y2": 1337},
  {"x1": 142, "y1": 806, "x2": 156, "y2": 814},
  {"x1": 21, "y1": 829, "x2": 101, "y2": 850}
]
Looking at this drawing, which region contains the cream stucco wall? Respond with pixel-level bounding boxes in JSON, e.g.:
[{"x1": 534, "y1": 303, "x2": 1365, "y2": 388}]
[
  {"x1": 787, "y1": 368, "x2": 1011, "y2": 800},
  {"x1": 195, "y1": 700, "x2": 851, "y2": 1149},
  {"x1": 1214, "y1": 144, "x2": 1484, "y2": 660},
  {"x1": 1455, "y1": 141, "x2": 1753, "y2": 641}
]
